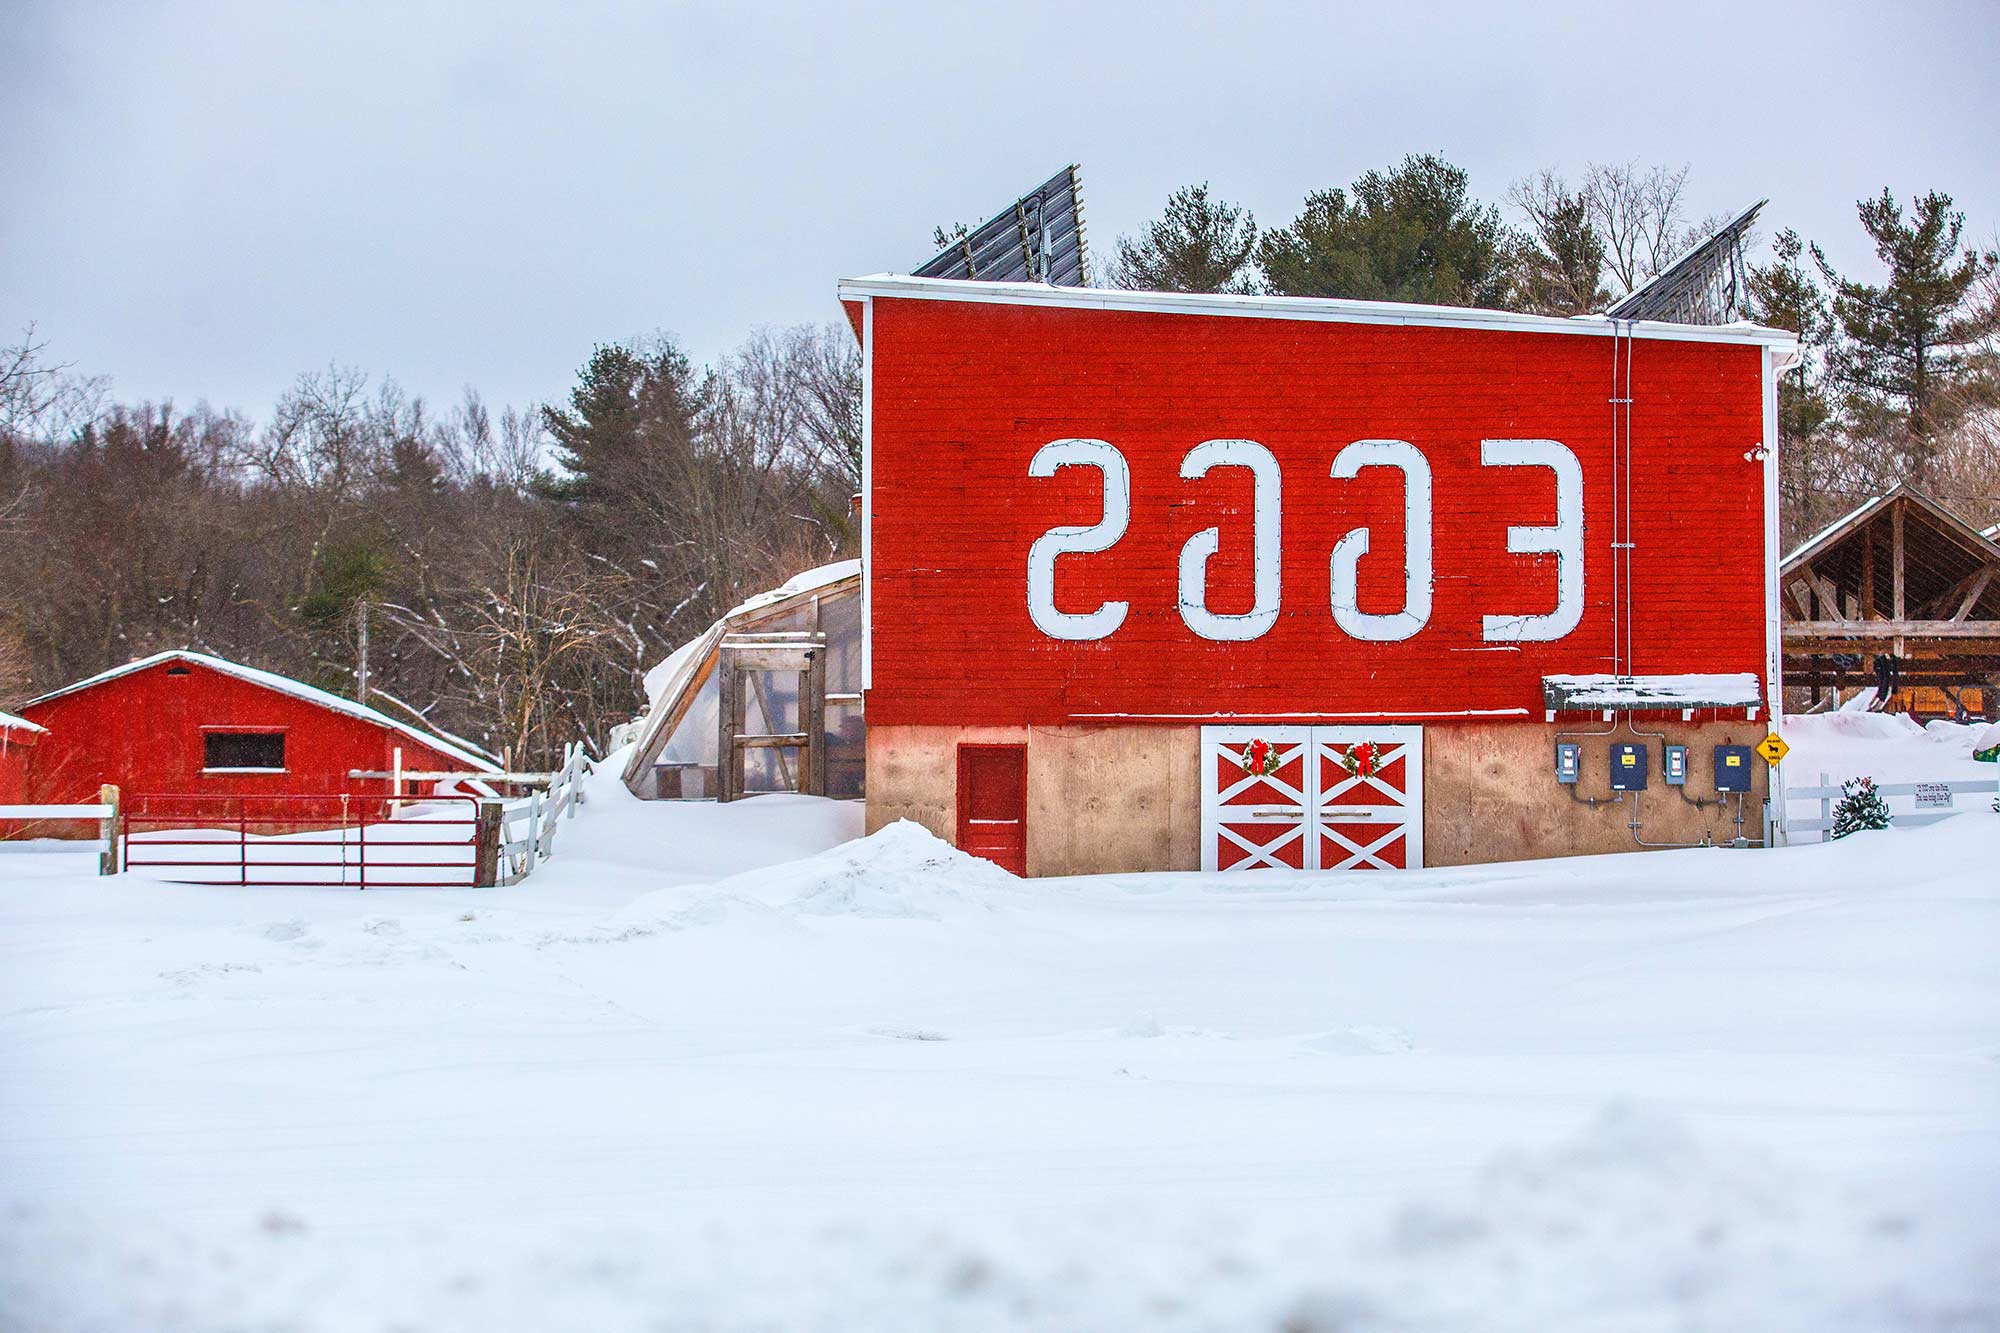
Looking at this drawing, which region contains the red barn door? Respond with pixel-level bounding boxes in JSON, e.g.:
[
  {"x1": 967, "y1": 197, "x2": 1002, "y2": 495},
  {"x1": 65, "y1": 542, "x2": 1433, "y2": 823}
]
[
  {"x1": 1202, "y1": 725, "x2": 1423, "y2": 872},
  {"x1": 956, "y1": 744, "x2": 1027, "y2": 875}
]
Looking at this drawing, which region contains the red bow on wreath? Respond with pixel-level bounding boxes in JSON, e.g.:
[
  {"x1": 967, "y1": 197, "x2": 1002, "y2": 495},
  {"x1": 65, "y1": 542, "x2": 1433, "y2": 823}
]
[
  {"x1": 1239, "y1": 737, "x2": 1281, "y2": 777},
  {"x1": 1338, "y1": 741, "x2": 1380, "y2": 779}
]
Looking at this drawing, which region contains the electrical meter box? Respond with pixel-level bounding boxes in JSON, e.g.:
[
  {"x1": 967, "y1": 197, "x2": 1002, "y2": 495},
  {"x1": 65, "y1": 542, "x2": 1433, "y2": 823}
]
[
  {"x1": 1714, "y1": 745, "x2": 1753, "y2": 792},
  {"x1": 1609, "y1": 742, "x2": 1648, "y2": 791},
  {"x1": 1664, "y1": 744, "x2": 1688, "y2": 786},
  {"x1": 1555, "y1": 742, "x2": 1580, "y2": 785}
]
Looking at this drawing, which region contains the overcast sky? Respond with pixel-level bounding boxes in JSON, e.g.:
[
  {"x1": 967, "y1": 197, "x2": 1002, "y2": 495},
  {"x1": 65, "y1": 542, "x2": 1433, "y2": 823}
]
[{"x1": 4, "y1": 1, "x2": 1996, "y2": 423}]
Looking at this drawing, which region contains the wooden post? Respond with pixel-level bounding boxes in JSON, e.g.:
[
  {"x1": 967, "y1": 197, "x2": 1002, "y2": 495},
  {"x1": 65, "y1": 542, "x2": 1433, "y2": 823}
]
[
  {"x1": 1892, "y1": 500, "x2": 1907, "y2": 659},
  {"x1": 97, "y1": 783, "x2": 121, "y2": 876},
  {"x1": 1861, "y1": 528, "x2": 1876, "y2": 619},
  {"x1": 805, "y1": 645, "x2": 827, "y2": 796},
  {"x1": 474, "y1": 802, "x2": 502, "y2": 886},
  {"x1": 715, "y1": 652, "x2": 740, "y2": 802},
  {"x1": 526, "y1": 787, "x2": 543, "y2": 865}
]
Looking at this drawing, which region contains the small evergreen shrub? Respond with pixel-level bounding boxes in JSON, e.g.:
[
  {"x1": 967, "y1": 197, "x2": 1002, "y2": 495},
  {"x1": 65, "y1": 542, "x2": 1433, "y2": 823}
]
[{"x1": 1831, "y1": 777, "x2": 1893, "y2": 839}]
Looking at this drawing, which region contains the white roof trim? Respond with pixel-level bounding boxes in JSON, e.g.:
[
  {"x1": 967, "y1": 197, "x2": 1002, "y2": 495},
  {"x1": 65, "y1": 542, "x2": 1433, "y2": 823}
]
[
  {"x1": 0, "y1": 710, "x2": 48, "y2": 736},
  {"x1": 23, "y1": 651, "x2": 500, "y2": 772},
  {"x1": 836, "y1": 274, "x2": 1801, "y2": 349}
]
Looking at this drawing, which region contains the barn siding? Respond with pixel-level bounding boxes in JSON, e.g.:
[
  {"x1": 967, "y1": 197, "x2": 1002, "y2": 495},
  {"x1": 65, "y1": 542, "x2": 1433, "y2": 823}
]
[{"x1": 867, "y1": 297, "x2": 1767, "y2": 726}]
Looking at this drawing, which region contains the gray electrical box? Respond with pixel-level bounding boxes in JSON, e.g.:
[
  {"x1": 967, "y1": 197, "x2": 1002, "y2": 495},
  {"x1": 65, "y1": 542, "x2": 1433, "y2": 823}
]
[
  {"x1": 1555, "y1": 742, "x2": 1580, "y2": 785},
  {"x1": 1714, "y1": 745, "x2": 1753, "y2": 793},
  {"x1": 1609, "y1": 742, "x2": 1648, "y2": 791},
  {"x1": 1664, "y1": 744, "x2": 1688, "y2": 786}
]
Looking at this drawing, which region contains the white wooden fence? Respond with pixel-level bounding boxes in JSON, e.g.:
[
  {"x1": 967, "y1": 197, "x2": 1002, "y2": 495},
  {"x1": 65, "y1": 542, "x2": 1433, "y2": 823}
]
[
  {"x1": 0, "y1": 784, "x2": 123, "y2": 873},
  {"x1": 1786, "y1": 771, "x2": 1998, "y2": 841},
  {"x1": 495, "y1": 741, "x2": 592, "y2": 885}
]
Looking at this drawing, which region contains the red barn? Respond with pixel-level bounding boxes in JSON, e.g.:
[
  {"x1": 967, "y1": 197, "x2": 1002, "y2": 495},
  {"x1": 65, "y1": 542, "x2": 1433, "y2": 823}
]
[
  {"x1": 0, "y1": 711, "x2": 46, "y2": 805},
  {"x1": 20, "y1": 651, "x2": 497, "y2": 812},
  {"x1": 841, "y1": 276, "x2": 1797, "y2": 874}
]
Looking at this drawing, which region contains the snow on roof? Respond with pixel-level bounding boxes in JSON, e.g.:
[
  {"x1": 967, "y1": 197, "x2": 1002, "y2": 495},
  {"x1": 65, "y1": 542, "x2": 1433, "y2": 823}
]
[
  {"x1": 722, "y1": 559, "x2": 861, "y2": 622},
  {"x1": 1543, "y1": 673, "x2": 1763, "y2": 711},
  {"x1": 0, "y1": 709, "x2": 47, "y2": 736},
  {"x1": 838, "y1": 274, "x2": 1801, "y2": 349},
  {"x1": 22, "y1": 651, "x2": 500, "y2": 772}
]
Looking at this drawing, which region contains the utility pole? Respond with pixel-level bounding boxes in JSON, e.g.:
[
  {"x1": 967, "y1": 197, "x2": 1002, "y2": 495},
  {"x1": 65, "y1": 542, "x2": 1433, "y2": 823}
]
[{"x1": 355, "y1": 597, "x2": 370, "y2": 704}]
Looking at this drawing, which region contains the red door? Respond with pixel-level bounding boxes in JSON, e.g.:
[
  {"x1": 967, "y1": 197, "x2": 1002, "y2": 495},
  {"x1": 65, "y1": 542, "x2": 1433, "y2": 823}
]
[{"x1": 957, "y1": 744, "x2": 1027, "y2": 875}]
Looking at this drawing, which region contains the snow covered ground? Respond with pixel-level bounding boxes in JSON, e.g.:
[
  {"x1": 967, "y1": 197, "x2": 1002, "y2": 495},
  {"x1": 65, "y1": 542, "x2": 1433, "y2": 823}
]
[{"x1": 2, "y1": 719, "x2": 1997, "y2": 1330}]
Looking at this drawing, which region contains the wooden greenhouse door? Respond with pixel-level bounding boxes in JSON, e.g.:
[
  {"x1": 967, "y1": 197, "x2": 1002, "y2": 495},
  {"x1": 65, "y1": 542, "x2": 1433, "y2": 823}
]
[{"x1": 956, "y1": 744, "x2": 1027, "y2": 875}]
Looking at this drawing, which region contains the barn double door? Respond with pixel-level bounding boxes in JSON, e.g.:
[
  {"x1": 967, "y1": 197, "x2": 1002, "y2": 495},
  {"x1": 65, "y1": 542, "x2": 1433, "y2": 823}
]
[{"x1": 1200, "y1": 725, "x2": 1423, "y2": 872}]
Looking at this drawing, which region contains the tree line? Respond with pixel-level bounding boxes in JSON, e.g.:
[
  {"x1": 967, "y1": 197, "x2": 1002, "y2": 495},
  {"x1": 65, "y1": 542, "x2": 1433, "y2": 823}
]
[
  {"x1": 1103, "y1": 155, "x2": 1999, "y2": 542},
  {"x1": 0, "y1": 324, "x2": 859, "y2": 768}
]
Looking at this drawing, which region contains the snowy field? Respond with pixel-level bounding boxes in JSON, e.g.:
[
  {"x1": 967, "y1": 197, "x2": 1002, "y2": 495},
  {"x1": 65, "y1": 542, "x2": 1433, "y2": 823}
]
[{"x1": 2, "y1": 715, "x2": 1997, "y2": 1330}]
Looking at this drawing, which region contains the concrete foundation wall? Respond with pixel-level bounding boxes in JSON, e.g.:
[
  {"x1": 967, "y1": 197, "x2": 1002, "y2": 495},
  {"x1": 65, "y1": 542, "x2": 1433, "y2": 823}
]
[{"x1": 866, "y1": 719, "x2": 1773, "y2": 874}]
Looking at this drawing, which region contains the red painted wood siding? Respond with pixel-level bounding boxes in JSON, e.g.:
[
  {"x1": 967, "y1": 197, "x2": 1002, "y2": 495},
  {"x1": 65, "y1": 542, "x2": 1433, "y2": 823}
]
[
  {"x1": 867, "y1": 297, "x2": 1767, "y2": 726},
  {"x1": 0, "y1": 729, "x2": 36, "y2": 804},
  {"x1": 21, "y1": 659, "x2": 476, "y2": 805}
]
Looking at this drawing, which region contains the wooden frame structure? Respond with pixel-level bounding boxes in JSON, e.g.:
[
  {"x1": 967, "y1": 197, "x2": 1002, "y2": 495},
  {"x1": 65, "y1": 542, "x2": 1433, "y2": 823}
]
[
  {"x1": 1781, "y1": 485, "x2": 2000, "y2": 716},
  {"x1": 713, "y1": 632, "x2": 827, "y2": 802},
  {"x1": 618, "y1": 562, "x2": 863, "y2": 801}
]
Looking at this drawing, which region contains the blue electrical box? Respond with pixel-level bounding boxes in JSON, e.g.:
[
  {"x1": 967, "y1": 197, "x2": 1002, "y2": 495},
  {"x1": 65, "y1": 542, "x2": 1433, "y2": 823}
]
[
  {"x1": 1609, "y1": 742, "x2": 1648, "y2": 790},
  {"x1": 1664, "y1": 744, "x2": 1688, "y2": 786},
  {"x1": 1714, "y1": 745, "x2": 1753, "y2": 792},
  {"x1": 1555, "y1": 742, "x2": 1580, "y2": 784}
]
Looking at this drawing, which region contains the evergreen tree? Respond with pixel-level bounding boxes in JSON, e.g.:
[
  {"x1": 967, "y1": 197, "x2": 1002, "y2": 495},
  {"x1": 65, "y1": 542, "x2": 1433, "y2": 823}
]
[
  {"x1": 1108, "y1": 183, "x2": 1260, "y2": 294},
  {"x1": 1830, "y1": 776, "x2": 1892, "y2": 838},
  {"x1": 1749, "y1": 229, "x2": 1846, "y2": 538},
  {"x1": 1813, "y1": 190, "x2": 1999, "y2": 480},
  {"x1": 1257, "y1": 154, "x2": 1514, "y2": 308},
  {"x1": 539, "y1": 339, "x2": 709, "y2": 510}
]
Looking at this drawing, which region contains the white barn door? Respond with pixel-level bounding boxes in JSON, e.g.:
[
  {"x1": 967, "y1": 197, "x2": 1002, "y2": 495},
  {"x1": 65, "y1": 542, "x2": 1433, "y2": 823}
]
[
  {"x1": 1199, "y1": 726, "x2": 1312, "y2": 871},
  {"x1": 1201, "y1": 725, "x2": 1423, "y2": 872},
  {"x1": 1310, "y1": 726, "x2": 1423, "y2": 870}
]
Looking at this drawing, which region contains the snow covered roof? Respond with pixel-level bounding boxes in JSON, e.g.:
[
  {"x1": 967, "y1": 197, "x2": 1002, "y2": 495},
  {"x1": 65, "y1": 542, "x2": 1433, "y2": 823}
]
[
  {"x1": 23, "y1": 651, "x2": 500, "y2": 772},
  {"x1": 1543, "y1": 673, "x2": 1763, "y2": 712},
  {"x1": 837, "y1": 275, "x2": 1801, "y2": 350},
  {"x1": 721, "y1": 559, "x2": 860, "y2": 623},
  {"x1": 0, "y1": 709, "x2": 48, "y2": 736}
]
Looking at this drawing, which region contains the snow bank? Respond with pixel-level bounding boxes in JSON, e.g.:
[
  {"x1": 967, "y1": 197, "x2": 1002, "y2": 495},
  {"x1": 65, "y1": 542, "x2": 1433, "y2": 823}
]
[
  {"x1": 616, "y1": 818, "x2": 1024, "y2": 925},
  {"x1": 1786, "y1": 709, "x2": 1998, "y2": 786}
]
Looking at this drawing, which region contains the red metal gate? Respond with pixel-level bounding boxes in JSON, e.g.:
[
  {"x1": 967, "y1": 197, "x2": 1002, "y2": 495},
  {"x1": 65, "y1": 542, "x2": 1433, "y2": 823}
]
[{"x1": 122, "y1": 793, "x2": 482, "y2": 887}]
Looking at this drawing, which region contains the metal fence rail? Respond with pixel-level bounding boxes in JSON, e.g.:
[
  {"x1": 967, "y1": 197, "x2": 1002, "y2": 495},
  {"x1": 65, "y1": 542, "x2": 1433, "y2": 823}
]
[{"x1": 123, "y1": 792, "x2": 481, "y2": 887}]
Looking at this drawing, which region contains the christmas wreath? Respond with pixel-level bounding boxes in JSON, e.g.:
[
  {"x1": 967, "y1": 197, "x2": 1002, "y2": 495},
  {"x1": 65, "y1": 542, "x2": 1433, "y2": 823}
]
[
  {"x1": 1336, "y1": 740, "x2": 1381, "y2": 780},
  {"x1": 1239, "y1": 737, "x2": 1281, "y2": 777}
]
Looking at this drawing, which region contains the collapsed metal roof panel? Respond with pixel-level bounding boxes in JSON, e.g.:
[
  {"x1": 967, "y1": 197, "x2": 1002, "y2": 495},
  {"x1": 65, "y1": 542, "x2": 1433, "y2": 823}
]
[
  {"x1": 912, "y1": 165, "x2": 1089, "y2": 286},
  {"x1": 1607, "y1": 199, "x2": 1766, "y2": 324}
]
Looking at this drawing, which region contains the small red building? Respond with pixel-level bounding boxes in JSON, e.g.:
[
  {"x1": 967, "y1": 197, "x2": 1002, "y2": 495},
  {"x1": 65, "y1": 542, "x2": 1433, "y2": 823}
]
[
  {"x1": 0, "y1": 711, "x2": 47, "y2": 805},
  {"x1": 20, "y1": 651, "x2": 497, "y2": 811}
]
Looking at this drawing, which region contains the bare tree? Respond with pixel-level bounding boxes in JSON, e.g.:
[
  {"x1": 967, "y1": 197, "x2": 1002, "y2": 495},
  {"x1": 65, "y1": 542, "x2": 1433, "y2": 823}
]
[{"x1": 1581, "y1": 161, "x2": 1693, "y2": 296}]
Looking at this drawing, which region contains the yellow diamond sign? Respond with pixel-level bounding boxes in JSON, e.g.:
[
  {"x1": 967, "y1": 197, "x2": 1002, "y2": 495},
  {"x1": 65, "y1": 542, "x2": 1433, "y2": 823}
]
[{"x1": 1755, "y1": 733, "x2": 1790, "y2": 766}]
